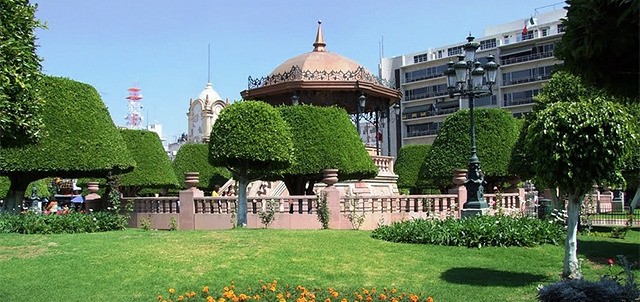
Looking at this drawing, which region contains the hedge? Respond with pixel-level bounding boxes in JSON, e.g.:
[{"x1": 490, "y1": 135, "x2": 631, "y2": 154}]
[
  {"x1": 395, "y1": 144, "x2": 430, "y2": 193},
  {"x1": 421, "y1": 108, "x2": 520, "y2": 192},
  {"x1": 117, "y1": 129, "x2": 178, "y2": 196},
  {"x1": 172, "y1": 143, "x2": 231, "y2": 191}
]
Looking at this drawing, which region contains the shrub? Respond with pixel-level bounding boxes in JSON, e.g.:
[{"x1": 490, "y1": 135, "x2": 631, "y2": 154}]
[
  {"x1": 0, "y1": 212, "x2": 128, "y2": 234},
  {"x1": 420, "y1": 108, "x2": 520, "y2": 192},
  {"x1": 172, "y1": 143, "x2": 231, "y2": 191},
  {"x1": 395, "y1": 144, "x2": 430, "y2": 193},
  {"x1": 258, "y1": 199, "x2": 278, "y2": 228},
  {"x1": 371, "y1": 215, "x2": 565, "y2": 248}
]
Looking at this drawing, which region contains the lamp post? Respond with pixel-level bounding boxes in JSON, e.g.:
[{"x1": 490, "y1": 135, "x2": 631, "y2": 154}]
[
  {"x1": 444, "y1": 35, "x2": 499, "y2": 217},
  {"x1": 357, "y1": 93, "x2": 366, "y2": 138},
  {"x1": 393, "y1": 102, "x2": 401, "y2": 157}
]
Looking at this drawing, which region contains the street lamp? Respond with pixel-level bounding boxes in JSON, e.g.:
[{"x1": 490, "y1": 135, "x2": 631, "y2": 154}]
[
  {"x1": 393, "y1": 102, "x2": 401, "y2": 156},
  {"x1": 291, "y1": 93, "x2": 299, "y2": 106},
  {"x1": 444, "y1": 35, "x2": 499, "y2": 217},
  {"x1": 357, "y1": 93, "x2": 366, "y2": 137}
]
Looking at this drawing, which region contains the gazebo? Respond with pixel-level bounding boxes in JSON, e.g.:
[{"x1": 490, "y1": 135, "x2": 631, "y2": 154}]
[{"x1": 241, "y1": 21, "x2": 401, "y2": 155}]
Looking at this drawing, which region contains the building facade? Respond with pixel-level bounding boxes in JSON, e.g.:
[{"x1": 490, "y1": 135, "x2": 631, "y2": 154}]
[
  {"x1": 380, "y1": 8, "x2": 566, "y2": 155},
  {"x1": 187, "y1": 82, "x2": 228, "y2": 143}
]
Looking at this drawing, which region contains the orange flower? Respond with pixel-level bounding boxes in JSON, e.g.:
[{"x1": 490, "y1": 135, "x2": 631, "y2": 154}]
[
  {"x1": 378, "y1": 294, "x2": 387, "y2": 300},
  {"x1": 178, "y1": 295, "x2": 185, "y2": 301},
  {"x1": 206, "y1": 297, "x2": 215, "y2": 302},
  {"x1": 426, "y1": 297, "x2": 434, "y2": 302},
  {"x1": 325, "y1": 299, "x2": 331, "y2": 302},
  {"x1": 254, "y1": 295, "x2": 261, "y2": 300},
  {"x1": 391, "y1": 289, "x2": 397, "y2": 295},
  {"x1": 331, "y1": 291, "x2": 339, "y2": 298},
  {"x1": 340, "y1": 299, "x2": 347, "y2": 302},
  {"x1": 169, "y1": 288, "x2": 176, "y2": 295},
  {"x1": 203, "y1": 286, "x2": 210, "y2": 293},
  {"x1": 409, "y1": 294, "x2": 419, "y2": 302},
  {"x1": 157, "y1": 295, "x2": 163, "y2": 301}
]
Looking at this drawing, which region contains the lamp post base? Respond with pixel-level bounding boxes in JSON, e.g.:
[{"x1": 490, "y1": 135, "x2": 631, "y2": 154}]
[{"x1": 461, "y1": 206, "x2": 489, "y2": 218}]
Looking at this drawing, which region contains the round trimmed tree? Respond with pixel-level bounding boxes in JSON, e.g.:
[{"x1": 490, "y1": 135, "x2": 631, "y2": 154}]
[
  {"x1": 208, "y1": 101, "x2": 293, "y2": 227},
  {"x1": 266, "y1": 105, "x2": 377, "y2": 195},
  {"x1": 117, "y1": 129, "x2": 179, "y2": 196},
  {"x1": 421, "y1": 108, "x2": 521, "y2": 192},
  {"x1": 172, "y1": 143, "x2": 231, "y2": 191},
  {"x1": 0, "y1": 76, "x2": 135, "y2": 212},
  {"x1": 395, "y1": 144, "x2": 430, "y2": 193},
  {"x1": 526, "y1": 98, "x2": 635, "y2": 279}
]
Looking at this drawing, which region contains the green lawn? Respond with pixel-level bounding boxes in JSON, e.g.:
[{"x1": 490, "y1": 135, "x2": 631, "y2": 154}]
[{"x1": 0, "y1": 228, "x2": 637, "y2": 302}]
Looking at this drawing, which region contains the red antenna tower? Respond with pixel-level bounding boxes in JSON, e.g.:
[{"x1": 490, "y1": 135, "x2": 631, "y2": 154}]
[{"x1": 125, "y1": 85, "x2": 144, "y2": 128}]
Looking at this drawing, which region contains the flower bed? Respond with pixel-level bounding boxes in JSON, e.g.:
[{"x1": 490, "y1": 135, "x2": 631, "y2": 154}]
[{"x1": 156, "y1": 280, "x2": 434, "y2": 302}]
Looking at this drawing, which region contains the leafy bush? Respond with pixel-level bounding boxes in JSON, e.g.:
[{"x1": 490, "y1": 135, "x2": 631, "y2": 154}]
[
  {"x1": 371, "y1": 215, "x2": 565, "y2": 248},
  {"x1": 172, "y1": 143, "x2": 231, "y2": 191},
  {"x1": 395, "y1": 144, "x2": 430, "y2": 193},
  {"x1": 0, "y1": 212, "x2": 128, "y2": 234},
  {"x1": 421, "y1": 108, "x2": 520, "y2": 192},
  {"x1": 538, "y1": 255, "x2": 640, "y2": 302}
]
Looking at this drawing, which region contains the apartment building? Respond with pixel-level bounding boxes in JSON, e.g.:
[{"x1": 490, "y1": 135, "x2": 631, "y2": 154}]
[{"x1": 380, "y1": 8, "x2": 567, "y2": 155}]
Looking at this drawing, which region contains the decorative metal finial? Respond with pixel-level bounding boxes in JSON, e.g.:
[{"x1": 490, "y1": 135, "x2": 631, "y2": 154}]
[{"x1": 313, "y1": 20, "x2": 326, "y2": 52}]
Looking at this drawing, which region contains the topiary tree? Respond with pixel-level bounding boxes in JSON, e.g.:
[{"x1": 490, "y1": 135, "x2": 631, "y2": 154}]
[
  {"x1": 0, "y1": 177, "x2": 48, "y2": 201},
  {"x1": 208, "y1": 101, "x2": 293, "y2": 227},
  {"x1": 0, "y1": 76, "x2": 135, "y2": 212},
  {"x1": 526, "y1": 98, "x2": 636, "y2": 279},
  {"x1": 172, "y1": 143, "x2": 231, "y2": 192},
  {"x1": 395, "y1": 144, "x2": 430, "y2": 193},
  {"x1": 265, "y1": 105, "x2": 377, "y2": 196},
  {"x1": 117, "y1": 129, "x2": 179, "y2": 196},
  {"x1": 421, "y1": 108, "x2": 521, "y2": 192},
  {"x1": 0, "y1": 0, "x2": 45, "y2": 147}
]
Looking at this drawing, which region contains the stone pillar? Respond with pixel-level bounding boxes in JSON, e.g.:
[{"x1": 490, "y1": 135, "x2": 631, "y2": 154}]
[
  {"x1": 452, "y1": 169, "x2": 467, "y2": 217},
  {"x1": 321, "y1": 169, "x2": 343, "y2": 229},
  {"x1": 178, "y1": 172, "x2": 203, "y2": 230},
  {"x1": 612, "y1": 189, "x2": 624, "y2": 212},
  {"x1": 84, "y1": 182, "x2": 101, "y2": 212}
]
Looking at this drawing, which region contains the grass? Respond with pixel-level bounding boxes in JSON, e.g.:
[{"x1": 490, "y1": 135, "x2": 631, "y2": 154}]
[{"x1": 0, "y1": 228, "x2": 637, "y2": 302}]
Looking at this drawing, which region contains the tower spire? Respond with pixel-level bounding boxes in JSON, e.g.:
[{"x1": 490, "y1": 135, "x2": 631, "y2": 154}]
[
  {"x1": 207, "y1": 43, "x2": 211, "y2": 83},
  {"x1": 313, "y1": 20, "x2": 326, "y2": 52}
]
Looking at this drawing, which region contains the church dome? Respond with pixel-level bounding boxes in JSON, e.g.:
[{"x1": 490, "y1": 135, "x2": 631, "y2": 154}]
[
  {"x1": 197, "y1": 82, "x2": 222, "y2": 102},
  {"x1": 268, "y1": 21, "x2": 377, "y2": 83}
]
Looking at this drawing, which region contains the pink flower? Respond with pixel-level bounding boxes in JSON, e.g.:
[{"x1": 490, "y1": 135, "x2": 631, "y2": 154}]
[{"x1": 607, "y1": 258, "x2": 614, "y2": 266}]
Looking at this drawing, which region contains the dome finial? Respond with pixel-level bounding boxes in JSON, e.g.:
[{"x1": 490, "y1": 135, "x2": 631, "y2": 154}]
[{"x1": 313, "y1": 20, "x2": 326, "y2": 52}]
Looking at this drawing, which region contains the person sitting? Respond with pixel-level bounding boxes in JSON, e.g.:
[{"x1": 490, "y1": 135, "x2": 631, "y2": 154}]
[
  {"x1": 45, "y1": 200, "x2": 59, "y2": 215},
  {"x1": 211, "y1": 185, "x2": 220, "y2": 197}
]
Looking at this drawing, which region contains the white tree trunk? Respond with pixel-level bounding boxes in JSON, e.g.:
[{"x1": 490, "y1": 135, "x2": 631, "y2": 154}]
[
  {"x1": 563, "y1": 196, "x2": 583, "y2": 279},
  {"x1": 237, "y1": 180, "x2": 248, "y2": 227},
  {"x1": 630, "y1": 181, "x2": 639, "y2": 212}
]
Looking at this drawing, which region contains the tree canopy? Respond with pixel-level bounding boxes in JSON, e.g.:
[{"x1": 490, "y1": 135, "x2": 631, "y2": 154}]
[
  {"x1": 395, "y1": 144, "x2": 430, "y2": 193},
  {"x1": 556, "y1": 0, "x2": 639, "y2": 99},
  {"x1": 0, "y1": 0, "x2": 45, "y2": 147},
  {"x1": 117, "y1": 129, "x2": 178, "y2": 196},
  {"x1": 266, "y1": 105, "x2": 377, "y2": 195},
  {"x1": 0, "y1": 76, "x2": 135, "y2": 211},
  {"x1": 208, "y1": 100, "x2": 293, "y2": 226},
  {"x1": 421, "y1": 108, "x2": 521, "y2": 192},
  {"x1": 172, "y1": 143, "x2": 230, "y2": 191}
]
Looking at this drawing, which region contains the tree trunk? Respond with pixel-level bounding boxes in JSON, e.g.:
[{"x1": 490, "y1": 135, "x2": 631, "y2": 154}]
[
  {"x1": 630, "y1": 180, "x2": 639, "y2": 213},
  {"x1": 563, "y1": 194, "x2": 583, "y2": 280},
  {"x1": 237, "y1": 180, "x2": 248, "y2": 227},
  {"x1": 2, "y1": 175, "x2": 33, "y2": 213}
]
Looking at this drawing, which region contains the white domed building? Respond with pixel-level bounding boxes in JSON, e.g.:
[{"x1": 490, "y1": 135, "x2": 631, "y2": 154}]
[{"x1": 187, "y1": 82, "x2": 228, "y2": 143}]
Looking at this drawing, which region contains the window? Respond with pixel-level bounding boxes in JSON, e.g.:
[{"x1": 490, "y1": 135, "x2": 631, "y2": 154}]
[
  {"x1": 503, "y1": 89, "x2": 540, "y2": 106},
  {"x1": 447, "y1": 46, "x2": 463, "y2": 57},
  {"x1": 413, "y1": 53, "x2": 428, "y2": 64},
  {"x1": 522, "y1": 31, "x2": 534, "y2": 41},
  {"x1": 479, "y1": 38, "x2": 497, "y2": 50},
  {"x1": 503, "y1": 35, "x2": 510, "y2": 45},
  {"x1": 541, "y1": 27, "x2": 549, "y2": 37},
  {"x1": 437, "y1": 50, "x2": 444, "y2": 59},
  {"x1": 407, "y1": 122, "x2": 442, "y2": 137},
  {"x1": 405, "y1": 83, "x2": 449, "y2": 101},
  {"x1": 557, "y1": 24, "x2": 566, "y2": 33}
]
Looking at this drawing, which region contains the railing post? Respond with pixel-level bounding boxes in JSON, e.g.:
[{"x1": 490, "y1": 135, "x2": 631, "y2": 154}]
[
  {"x1": 452, "y1": 169, "x2": 467, "y2": 217},
  {"x1": 322, "y1": 169, "x2": 343, "y2": 229},
  {"x1": 179, "y1": 172, "x2": 202, "y2": 230}
]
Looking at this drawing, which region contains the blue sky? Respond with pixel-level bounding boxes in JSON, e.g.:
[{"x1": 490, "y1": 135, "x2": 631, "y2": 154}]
[{"x1": 33, "y1": 0, "x2": 563, "y2": 142}]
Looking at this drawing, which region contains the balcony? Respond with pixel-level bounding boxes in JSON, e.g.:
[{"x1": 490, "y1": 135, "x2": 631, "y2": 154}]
[
  {"x1": 502, "y1": 74, "x2": 551, "y2": 86},
  {"x1": 503, "y1": 97, "x2": 535, "y2": 107},
  {"x1": 407, "y1": 128, "x2": 439, "y2": 138},
  {"x1": 500, "y1": 51, "x2": 554, "y2": 66},
  {"x1": 404, "y1": 73, "x2": 444, "y2": 84},
  {"x1": 405, "y1": 90, "x2": 449, "y2": 101}
]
